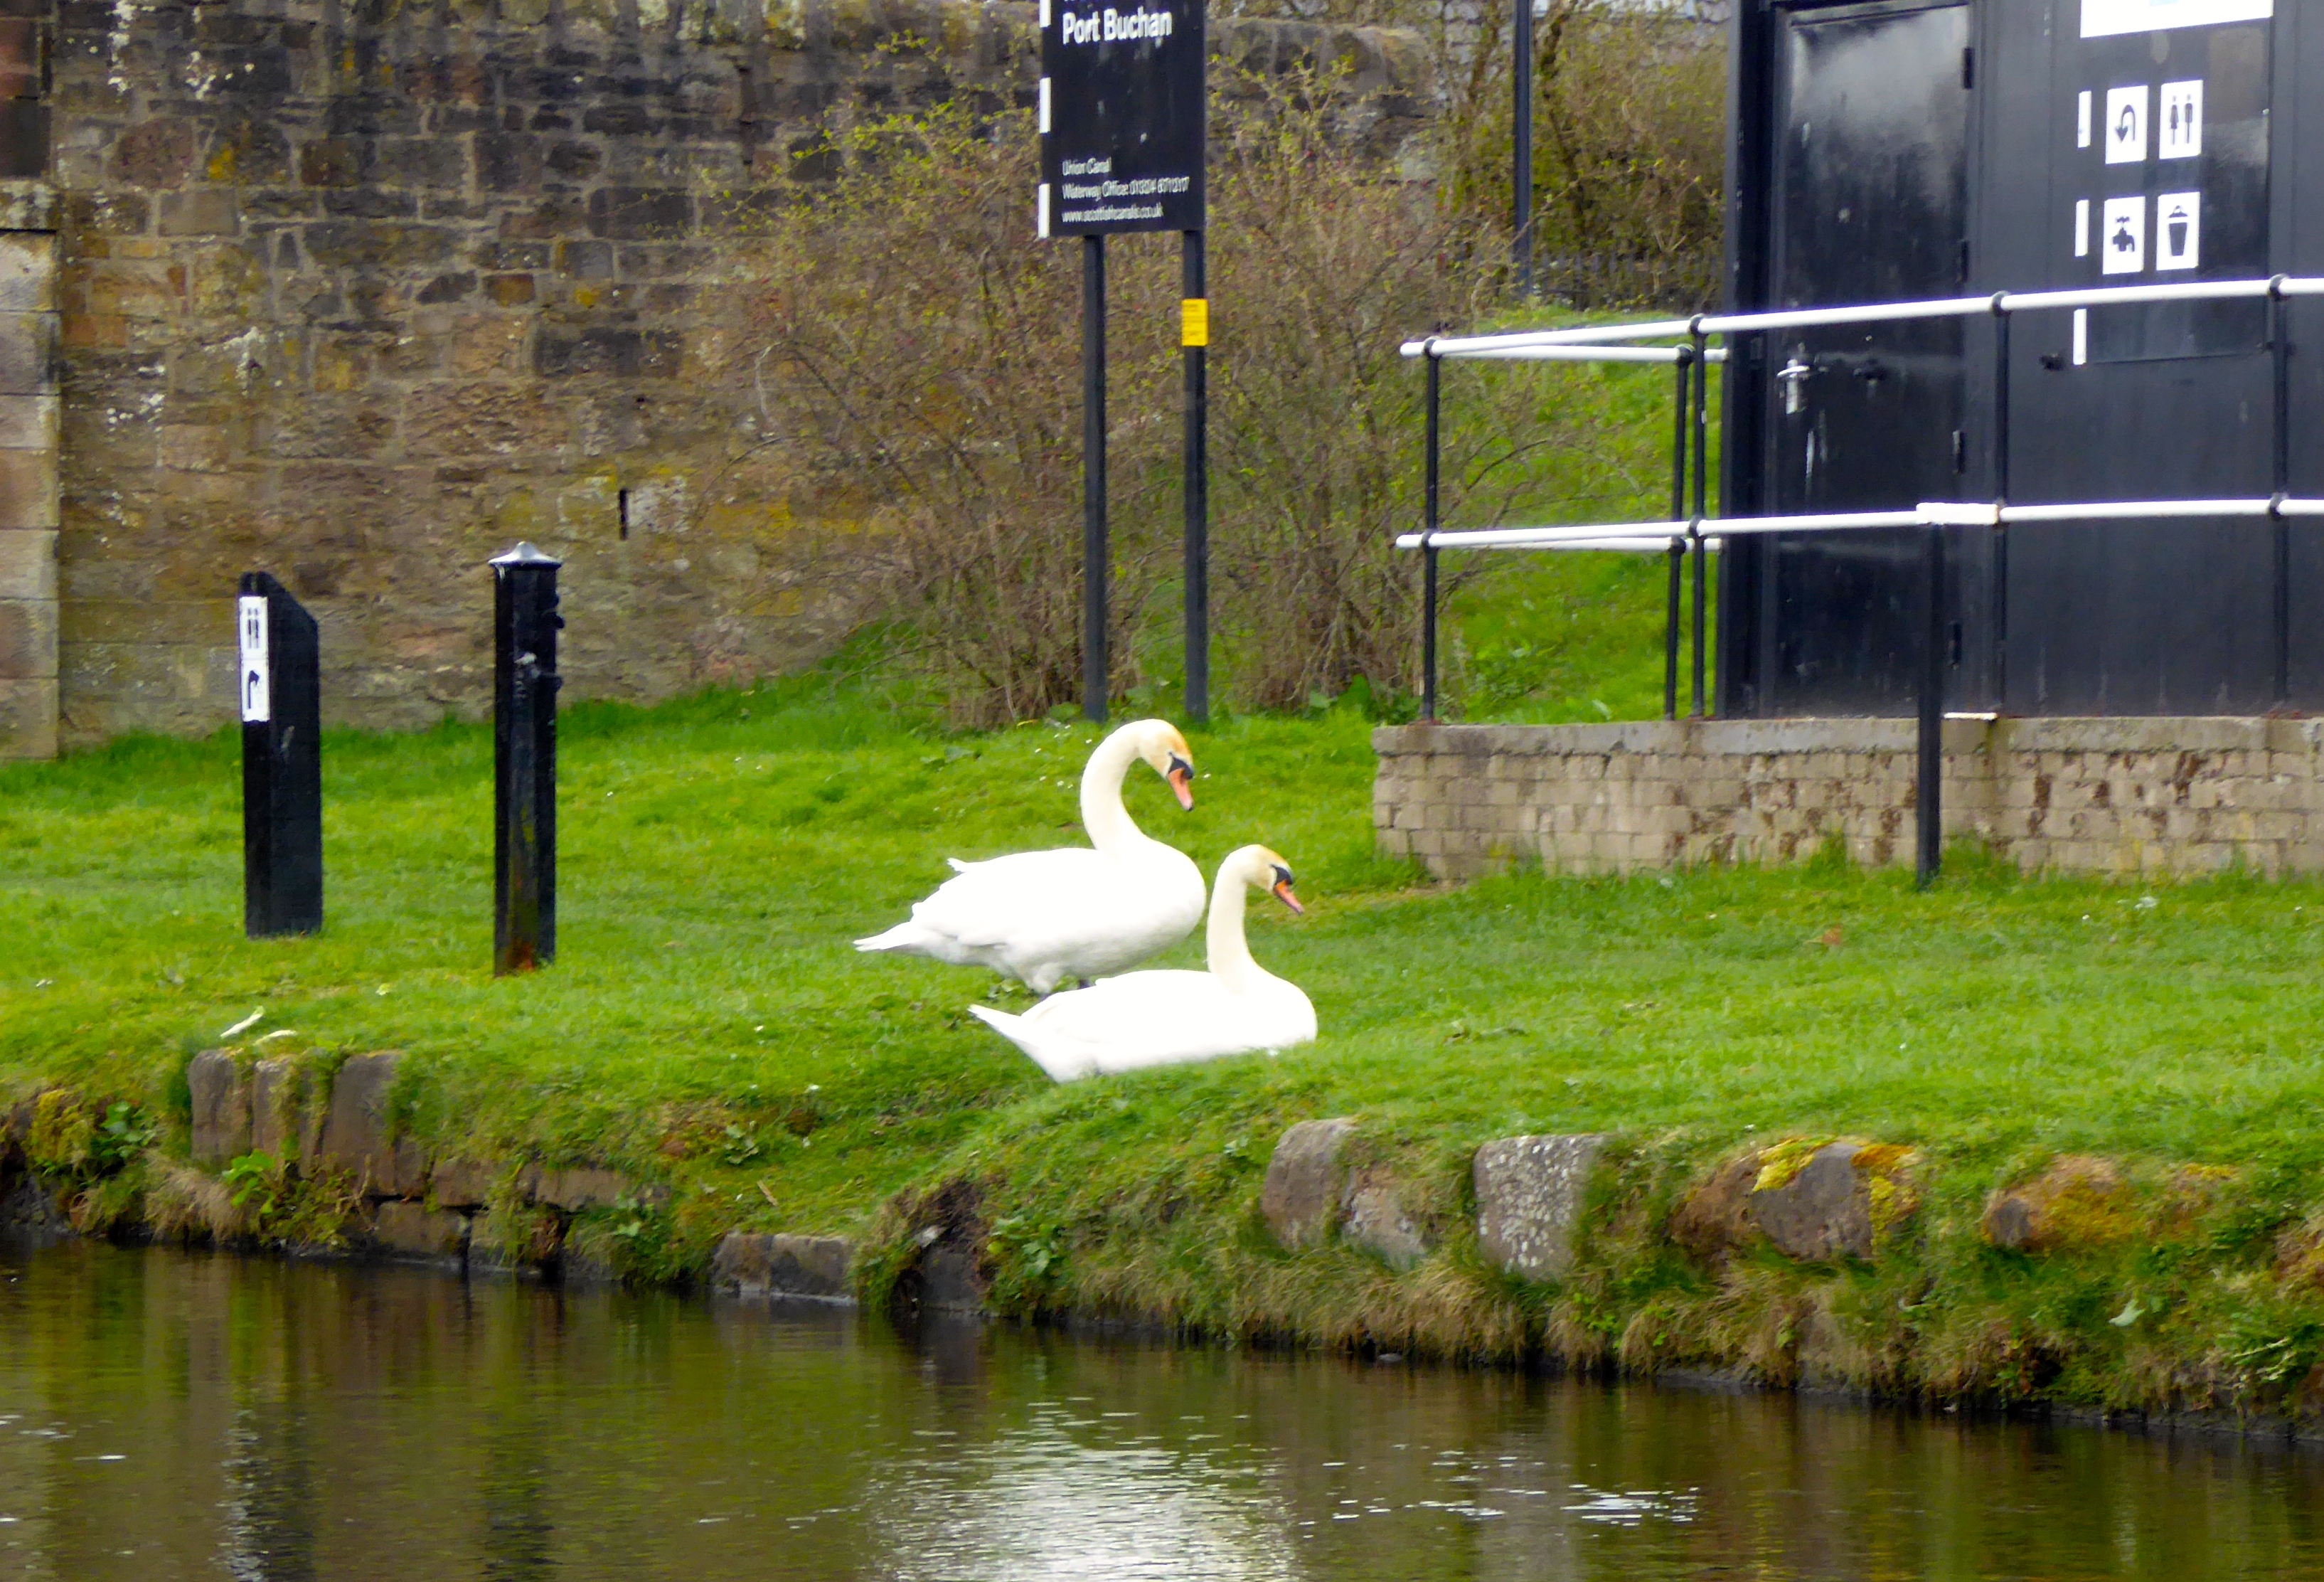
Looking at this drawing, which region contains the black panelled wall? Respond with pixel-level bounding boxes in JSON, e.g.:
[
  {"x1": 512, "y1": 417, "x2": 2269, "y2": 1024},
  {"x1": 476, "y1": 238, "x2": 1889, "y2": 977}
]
[{"x1": 1717, "y1": 0, "x2": 2320, "y2": 717}]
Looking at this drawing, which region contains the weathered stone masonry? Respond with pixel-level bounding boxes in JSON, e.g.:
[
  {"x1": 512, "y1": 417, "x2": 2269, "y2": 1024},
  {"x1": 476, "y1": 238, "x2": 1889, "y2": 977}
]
[
  {"x1": 1375, "y1": 716, "x2": 2324, "y2": 878},
  {"x1": 0, "y1": 179, "x2": 57, "y2": 759},
  {"x1": 0, "y1": 0, "x2": 1430, "y2": 756}
]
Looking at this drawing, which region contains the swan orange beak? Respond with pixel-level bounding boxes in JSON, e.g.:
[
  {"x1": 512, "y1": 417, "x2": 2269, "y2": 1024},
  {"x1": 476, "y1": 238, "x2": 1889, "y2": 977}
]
[
  {"x1": 1167, "y1": 761, "x2": 1195, "y2": 810},
  {"x1": 1272, "y1": 879, "x2": 1304, "y2": 915}
]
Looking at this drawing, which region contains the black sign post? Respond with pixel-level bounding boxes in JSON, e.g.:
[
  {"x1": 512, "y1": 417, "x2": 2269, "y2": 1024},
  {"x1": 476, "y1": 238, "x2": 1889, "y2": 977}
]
[
  {"x1": 238, "y1": 573, "x2": 323, "y2": 938},
  {"x1": 1181, "y1": 232, "x2": 1208, "y2": 723},
  {"x1": 1039, "y1": 0, "x2": 1207, "y2": 723},
  {"x1": 491, "y1": 543, "x2": 562, "y2": 975},
  {"x1": 1514, "y1": 0, "x2": 1534, "y2": 294}
]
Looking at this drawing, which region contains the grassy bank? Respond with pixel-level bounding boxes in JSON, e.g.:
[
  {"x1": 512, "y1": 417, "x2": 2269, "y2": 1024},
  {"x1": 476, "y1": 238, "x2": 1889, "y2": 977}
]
[{"x1": 11, "y1": 680, "x2": 2324, "y2": 1421}]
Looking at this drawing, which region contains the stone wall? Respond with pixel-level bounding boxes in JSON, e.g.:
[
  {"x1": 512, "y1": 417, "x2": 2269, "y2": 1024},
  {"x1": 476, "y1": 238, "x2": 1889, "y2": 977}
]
[
  {"x1": 0, "y1": 0, "x2": 1433, "y2": 753},
  {"x1": 0, "y1": 179, "x2": 55, "y2": 758},
  {"x1": 1373, "y1": 716, "x2": 2324, "y2": 878}
]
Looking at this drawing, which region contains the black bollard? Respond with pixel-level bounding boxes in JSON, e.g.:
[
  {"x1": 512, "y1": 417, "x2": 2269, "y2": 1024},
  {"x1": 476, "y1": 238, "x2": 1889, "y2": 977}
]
[
  {"x1": 491, "y1": 543, "x2": 563, "y2": 975},
  {"x1": 238, "y1": 573, "x2": 324, "y2": 938}
]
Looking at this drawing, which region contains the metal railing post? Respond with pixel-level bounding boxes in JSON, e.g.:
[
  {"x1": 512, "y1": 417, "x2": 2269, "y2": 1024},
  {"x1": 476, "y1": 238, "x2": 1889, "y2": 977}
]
[
  {"x1": 1689, "y1": 321, "x2": 1710, "y2": 718},
  {"x1": 2272, "y1": 275, "x2": 2292, "y2": 706},
  {"x1": 1422, "y1": 342, "x2": 1441, "y2": 722},
  {"x1": 1917, "y1": 522, "x2": 1944, "y2": 888},
  {"x1": 1991, "y1": 294, "x2": 2012, "y2": 504},
  {"x1": 1513, "y1": 0, "x2": 1534, "y2": 296},
  {"x1": 1666, "y1": 346, "x2": 1691, "y2": 721}
]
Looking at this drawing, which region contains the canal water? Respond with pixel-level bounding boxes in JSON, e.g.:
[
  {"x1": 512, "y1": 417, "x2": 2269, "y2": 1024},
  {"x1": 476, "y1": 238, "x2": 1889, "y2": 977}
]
[{"x1": 3, "y1": 1239, "x2": 2320, "y2": 1581}]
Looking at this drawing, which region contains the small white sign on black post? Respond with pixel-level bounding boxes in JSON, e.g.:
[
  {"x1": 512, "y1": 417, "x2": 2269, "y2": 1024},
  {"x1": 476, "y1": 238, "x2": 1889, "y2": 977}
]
[
  {"x1": 1038, "y1": 0, "x2": 1210, "y2": 723},
  {"x1": 238, "y1": 572, "x2": 322, "y2": 938},
  {"x1": 238, "y1": 594, "x2": 270, "y2": 723}
]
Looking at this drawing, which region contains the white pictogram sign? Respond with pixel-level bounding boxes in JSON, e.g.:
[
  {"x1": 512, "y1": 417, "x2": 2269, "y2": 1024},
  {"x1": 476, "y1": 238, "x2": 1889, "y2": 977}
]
[
  {"x1": 2155, "y1": 191, "x2": 2201, "y2": 270},
  {"x1": 238, "y1": 595, "x2": 270, "y2": 723},
  {"x1": 2102, "y1": 195, "x2": 2146, "y2": 275},
  {"x1": 2104, "y1": 85, "x2": 2149, "y2": 164},
  {"x1": 2159, "y1": 80, "x2": 2202, "y2": 159},
  {"x1": 2083, "y1": 0, "x2": 2271, "y2": 40}
]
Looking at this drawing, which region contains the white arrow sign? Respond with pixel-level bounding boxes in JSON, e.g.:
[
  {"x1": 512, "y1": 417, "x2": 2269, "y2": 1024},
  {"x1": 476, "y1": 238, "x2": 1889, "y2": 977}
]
[{"x1": 238, "y1": 595, "x2": 270, "y2": 723}]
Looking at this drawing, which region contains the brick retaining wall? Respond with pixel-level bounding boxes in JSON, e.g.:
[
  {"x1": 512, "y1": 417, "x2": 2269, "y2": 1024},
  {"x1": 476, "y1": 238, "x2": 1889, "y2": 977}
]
[{"x1": 1372, "y1": 717, "x2": 2324, "y2": 878}]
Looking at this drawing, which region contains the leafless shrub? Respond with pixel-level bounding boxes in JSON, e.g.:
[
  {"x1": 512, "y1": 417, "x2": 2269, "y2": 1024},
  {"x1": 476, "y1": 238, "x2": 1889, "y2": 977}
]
[
  {"x1": 1234, "y1": 0, "x2": 1729, "y2": 311},
  {"x1": 1524, "y1": 1, "x2": 1727, "y2": 309},
  {"x1": 752, "y1": 78, "x2": 1611, "y2": 718},
  {"x1": 1203, "y1": 91, "x2": 1525, "y2": 708},
  {"x1": 750, "y1": 105, "x2": 1177, "y2": 728}
]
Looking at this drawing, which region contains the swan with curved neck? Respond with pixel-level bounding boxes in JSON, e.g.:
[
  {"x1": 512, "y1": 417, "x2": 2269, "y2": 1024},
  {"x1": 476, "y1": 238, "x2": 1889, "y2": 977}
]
[
  {"x1": 853, "y1": 719, "x2": 1205, "y2": 994},
  {"x1": 967, "y1": 845, "x2": 1317, "y2": 1081},
  {"x1": 1077, "y1": 718, "x2": 1194, "y2": 851}
]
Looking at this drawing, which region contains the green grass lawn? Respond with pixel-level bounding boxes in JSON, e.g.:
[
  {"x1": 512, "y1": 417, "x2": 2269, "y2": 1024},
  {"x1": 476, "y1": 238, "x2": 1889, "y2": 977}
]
[
  {"x1": 10, "y1": 334, "x2": 2324, "y2": 1403},
  {"x1": 11, "y1": 679, "x2": 2324, "y2": 1401}
]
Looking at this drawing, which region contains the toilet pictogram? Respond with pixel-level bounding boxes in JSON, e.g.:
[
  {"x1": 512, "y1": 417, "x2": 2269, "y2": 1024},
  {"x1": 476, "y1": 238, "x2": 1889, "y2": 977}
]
[{"x1": 2159, "y1": 80, "x2": 2202, "y2": 159}]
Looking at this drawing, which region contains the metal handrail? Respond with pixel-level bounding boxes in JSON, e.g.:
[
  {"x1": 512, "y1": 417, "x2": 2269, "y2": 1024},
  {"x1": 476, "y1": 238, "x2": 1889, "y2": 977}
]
[
  {"x1": 1399, "y1": 273, "x2": 2323, "y2": 360},
  {"x1": 1403, "y1": 271, "x2": 2314, "y2": 886},
  {"x1": 1433, "y1": 344, "x2": 1732, "y2": 365},
  {"x1": 1396, "y1": 498, "x2": 2324, "y2": 550}
]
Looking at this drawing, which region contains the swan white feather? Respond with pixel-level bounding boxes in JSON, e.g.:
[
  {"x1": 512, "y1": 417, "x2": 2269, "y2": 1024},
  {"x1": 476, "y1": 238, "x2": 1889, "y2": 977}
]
[
  {"x1": 854, "y1": 720, "x2": 1205, "y2": 995},
  {"x1": 969, "y1": 845, "x2": 1316, "y2": 1081}
]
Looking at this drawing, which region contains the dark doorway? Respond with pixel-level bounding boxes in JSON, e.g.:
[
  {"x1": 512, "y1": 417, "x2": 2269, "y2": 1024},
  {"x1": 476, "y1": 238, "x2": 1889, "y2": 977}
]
[{"x1": 1751, "y1": 0, "x2": 1984, "y2": 715}]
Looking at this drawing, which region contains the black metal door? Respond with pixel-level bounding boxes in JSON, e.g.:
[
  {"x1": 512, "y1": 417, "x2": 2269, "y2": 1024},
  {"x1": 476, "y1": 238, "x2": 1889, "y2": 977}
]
[{"x1": 1757, "y1": 0, "x2": 1984, "y2": 714}]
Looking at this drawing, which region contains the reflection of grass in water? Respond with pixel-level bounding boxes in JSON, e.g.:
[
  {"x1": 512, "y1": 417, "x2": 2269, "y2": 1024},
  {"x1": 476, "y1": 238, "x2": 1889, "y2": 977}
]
[{"x1": 11, "y1": 674, "x2": 2324, "y2": 1407}]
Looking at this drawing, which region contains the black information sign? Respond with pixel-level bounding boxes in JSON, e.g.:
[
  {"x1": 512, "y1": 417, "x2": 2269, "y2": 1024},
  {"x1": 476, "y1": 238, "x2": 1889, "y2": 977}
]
[
  {"x1": 2067, "y1": 16, "x2": 2272, "y2": 362},
  {"x1": 1038, "y1": 0, "x2": 1205, "y2": 237}
]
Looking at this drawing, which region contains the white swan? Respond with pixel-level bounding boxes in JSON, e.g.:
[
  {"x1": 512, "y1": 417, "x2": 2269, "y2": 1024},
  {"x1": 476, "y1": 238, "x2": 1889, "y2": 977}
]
[
  {"x1": 967, "y1": 845, "x2": 1316, "y2": 1081},
  {"x1": 853, "y1": 719, "x2": 1205, "y2": 994}
]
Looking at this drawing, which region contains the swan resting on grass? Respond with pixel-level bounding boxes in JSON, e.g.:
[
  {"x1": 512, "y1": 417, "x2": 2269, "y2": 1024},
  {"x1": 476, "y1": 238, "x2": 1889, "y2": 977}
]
[
  {"x1": 853, "y1": 718, "x2": 1205, "y2": 995},
  {"x1": 968, "y1": 845, "x2": 1316, "y2": 1081}
]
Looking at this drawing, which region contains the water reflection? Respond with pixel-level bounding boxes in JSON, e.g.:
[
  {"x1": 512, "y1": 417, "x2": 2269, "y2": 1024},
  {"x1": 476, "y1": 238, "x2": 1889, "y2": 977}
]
[{"x1": 1, "y1": 1238, "x2": 2321, "y2": 1580}]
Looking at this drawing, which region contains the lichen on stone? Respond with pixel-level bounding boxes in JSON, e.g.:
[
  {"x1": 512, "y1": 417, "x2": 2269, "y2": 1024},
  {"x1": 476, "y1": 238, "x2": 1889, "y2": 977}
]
[
  {"x1": 1751, "y1": 1135, "x2": 1833, "y2": 1194},
  {"x1": 1981, "y1": 1155, "x2": 2138, "y2": 1252}
]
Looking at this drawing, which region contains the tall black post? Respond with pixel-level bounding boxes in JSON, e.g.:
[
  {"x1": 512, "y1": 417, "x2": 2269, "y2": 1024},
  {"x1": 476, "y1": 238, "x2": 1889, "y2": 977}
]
[
  {"x1": 238, "y1": 572, "x2": 322, "y2": 938},
  {"x1": 1183, "y1": 230, "x2": 1210, "y2": 726},
  {"x1": 1082, "y1": 234, "x2": 1109, "y2": 723},
  {"x1": 1422, "y1": 346, "x2": 1441, "y2": 722},
  {"x1": 1513, "y1": 0, "x2": 1534, "y2": 294},
  {"x1": 492, "y1": 543, "x2": 562, "y2": 975}
]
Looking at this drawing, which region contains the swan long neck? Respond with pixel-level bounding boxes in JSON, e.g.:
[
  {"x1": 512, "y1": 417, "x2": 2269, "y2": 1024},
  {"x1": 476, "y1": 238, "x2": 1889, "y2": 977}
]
[
  {"x1": 1205, "y1": 860, "x2": 1265, "y2": 992},
  {"x1": 1078, "y1": 728, "x2": 1151, "y2": 854}
]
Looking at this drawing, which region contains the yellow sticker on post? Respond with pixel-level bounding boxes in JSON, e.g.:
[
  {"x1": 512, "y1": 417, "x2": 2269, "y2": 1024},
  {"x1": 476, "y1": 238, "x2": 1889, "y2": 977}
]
[{"x1": 1180, "y1": 297, "x2": 1209, "y2": 348}]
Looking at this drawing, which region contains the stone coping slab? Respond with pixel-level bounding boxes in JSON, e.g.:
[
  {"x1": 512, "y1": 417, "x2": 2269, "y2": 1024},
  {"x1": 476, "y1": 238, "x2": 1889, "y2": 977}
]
[{"x1": 1377, "y1": 716, "x2": 2324, "y2": 758}]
